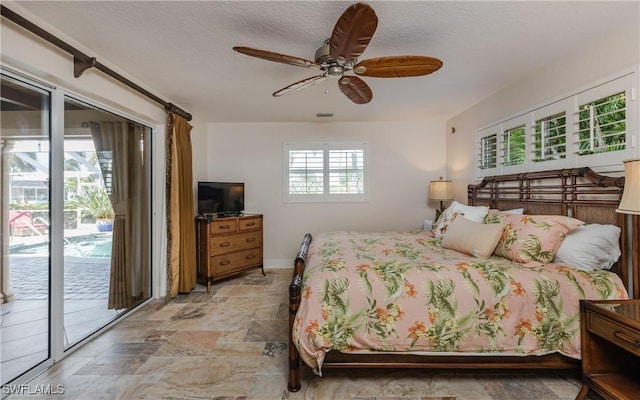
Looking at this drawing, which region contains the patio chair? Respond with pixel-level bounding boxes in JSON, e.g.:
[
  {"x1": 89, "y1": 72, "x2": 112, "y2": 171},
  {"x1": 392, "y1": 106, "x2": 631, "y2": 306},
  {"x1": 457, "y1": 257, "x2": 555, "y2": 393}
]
[{"x1": 9, "y1": 211, "x2": 47, "y2": 236}]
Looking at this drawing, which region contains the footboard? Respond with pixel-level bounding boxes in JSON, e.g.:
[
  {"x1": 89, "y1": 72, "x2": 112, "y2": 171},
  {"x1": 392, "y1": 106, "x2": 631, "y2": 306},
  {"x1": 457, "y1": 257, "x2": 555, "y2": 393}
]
[{"x1": 288, "y1": 233, "x2": 311, "y2": 392}]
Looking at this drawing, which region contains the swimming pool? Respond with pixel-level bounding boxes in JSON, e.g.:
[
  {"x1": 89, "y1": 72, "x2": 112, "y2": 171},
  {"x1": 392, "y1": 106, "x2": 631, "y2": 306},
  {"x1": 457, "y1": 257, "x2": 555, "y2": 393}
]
[{"x1": 10, "y1": 233, "x2": 112, "y2": 259}]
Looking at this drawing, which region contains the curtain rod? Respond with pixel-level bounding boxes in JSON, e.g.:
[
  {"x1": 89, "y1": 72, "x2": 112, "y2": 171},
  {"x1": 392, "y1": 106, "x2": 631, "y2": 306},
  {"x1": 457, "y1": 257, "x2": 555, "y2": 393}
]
[{"x1": 1, "y1": 5, "x2": 192, "y2": 121}]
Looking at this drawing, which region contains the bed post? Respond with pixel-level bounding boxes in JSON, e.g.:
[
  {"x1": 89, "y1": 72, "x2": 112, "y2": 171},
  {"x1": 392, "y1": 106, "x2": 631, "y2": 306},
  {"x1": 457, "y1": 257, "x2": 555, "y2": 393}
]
[
  {"x1": 288, "y1": 233, "x2": 312, "y2": 392},
  {"x1": 632, "y1": 215, "x2": 639, "y2": 299}
]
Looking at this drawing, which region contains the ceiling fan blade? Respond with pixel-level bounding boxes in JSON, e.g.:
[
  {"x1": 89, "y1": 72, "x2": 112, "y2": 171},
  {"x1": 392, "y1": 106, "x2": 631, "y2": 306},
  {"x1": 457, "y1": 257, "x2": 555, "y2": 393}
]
[
  {"x1": 354, "y1": 56, "x2": 443, "y2": 78},
  {"x1": 338, "y1": 75, "x2": 372, "y2": 104},
  {"x1": 330, "y1": 3, "x2": 378, "y2": 65},
  {"x1": 233, "y1": 46, "x2": 322, "y2": 70},
  {"x1": 273, "y1": 75, "x2": 326, "y2": 97}
]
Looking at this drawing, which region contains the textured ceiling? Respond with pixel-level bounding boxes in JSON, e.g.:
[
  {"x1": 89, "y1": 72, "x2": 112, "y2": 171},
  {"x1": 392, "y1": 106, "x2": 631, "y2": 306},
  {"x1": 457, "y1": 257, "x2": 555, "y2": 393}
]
[{"x1": 5, "y1": 1, "x2": 639, "y2": 123}]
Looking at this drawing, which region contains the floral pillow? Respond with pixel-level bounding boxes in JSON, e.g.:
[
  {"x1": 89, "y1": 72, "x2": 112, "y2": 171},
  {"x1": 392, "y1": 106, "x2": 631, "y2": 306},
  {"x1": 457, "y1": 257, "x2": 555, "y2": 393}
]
[
  {"x1": 483, "y1": 209, "x2": 524, "y2": 224},
  {"x1": 493, "y1": 214, "x2": 584, "y2": 264},
  {"x1": 433, "y1": 201, "x2": 489, "y2": 239}
]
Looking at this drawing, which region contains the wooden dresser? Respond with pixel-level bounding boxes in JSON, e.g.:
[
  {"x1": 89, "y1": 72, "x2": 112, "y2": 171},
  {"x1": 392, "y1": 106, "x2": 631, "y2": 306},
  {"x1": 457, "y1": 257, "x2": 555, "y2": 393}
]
[
  {"x1": 576, "y1": 299, "x2": 640, "y2": 400},
  {"x1": 196, "y1": 214, "x2": 264, "y2": 293}
]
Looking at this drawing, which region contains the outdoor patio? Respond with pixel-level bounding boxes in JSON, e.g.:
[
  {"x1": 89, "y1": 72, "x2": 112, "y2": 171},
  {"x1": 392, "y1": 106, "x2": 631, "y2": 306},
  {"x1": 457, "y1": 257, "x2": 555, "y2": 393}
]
[{"x1": 0, "y1": 239, "x2": 121, "y2": 384}]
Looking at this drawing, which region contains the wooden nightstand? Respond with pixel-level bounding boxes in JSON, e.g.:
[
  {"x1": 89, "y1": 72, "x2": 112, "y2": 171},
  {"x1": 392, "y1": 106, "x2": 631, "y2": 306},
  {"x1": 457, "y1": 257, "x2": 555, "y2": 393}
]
[{"x1": 576, "y1": 299, "x2": 640, "y2": 400}]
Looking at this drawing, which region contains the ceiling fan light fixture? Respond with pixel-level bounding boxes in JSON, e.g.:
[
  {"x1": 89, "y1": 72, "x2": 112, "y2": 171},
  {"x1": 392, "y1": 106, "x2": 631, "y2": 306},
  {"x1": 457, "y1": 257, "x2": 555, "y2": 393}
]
[{"x1": 326, "y1": 65, "x2": 343, "y2": 78}]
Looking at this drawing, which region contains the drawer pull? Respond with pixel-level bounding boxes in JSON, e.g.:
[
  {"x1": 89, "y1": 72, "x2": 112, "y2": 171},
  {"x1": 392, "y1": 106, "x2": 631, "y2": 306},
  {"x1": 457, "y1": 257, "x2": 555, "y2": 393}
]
[
  {"x1": 246, "y1": 222, "x2": 256, "y2": 226},
  {"x1": 220, "y1": 261, "x2": 231, "y2": 266},
  {"x1": 614, "y1": 330, "x2": 640, "y2": 348},
  {"x1": 219, "y1": 224, "x2": 230, "y2": 229},
  {"x1": 246, "y1": 255, "x2": 256, "y2": 260},
  {"x1": 219, "y1": 242, "x2": 231, "y2": 247},
  {"x1": 246, "y1": 238, "x2": 256, "y2": 243}
]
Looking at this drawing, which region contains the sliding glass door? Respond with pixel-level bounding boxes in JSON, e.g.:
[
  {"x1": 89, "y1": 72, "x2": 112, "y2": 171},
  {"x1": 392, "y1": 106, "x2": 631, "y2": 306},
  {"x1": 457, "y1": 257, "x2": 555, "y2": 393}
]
[
  {"x1": 0, "y1": 75, "x2": 51, "y2": 384},
  {"x1": 0, "y1": 72, "x2": 153, "y2": 385},
  {"x1": 62, "y1": 97, "x2": 152, "y2": 348}
]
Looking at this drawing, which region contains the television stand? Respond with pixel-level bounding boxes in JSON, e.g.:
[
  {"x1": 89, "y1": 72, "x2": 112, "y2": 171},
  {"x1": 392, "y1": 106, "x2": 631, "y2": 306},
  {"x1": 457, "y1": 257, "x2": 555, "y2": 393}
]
[
  {"x1": 195, "y1": 214, "x2": 264, "y2": 293},
  {"x1": 217, "y1": 211, "x2": 243, "y2": 218}
]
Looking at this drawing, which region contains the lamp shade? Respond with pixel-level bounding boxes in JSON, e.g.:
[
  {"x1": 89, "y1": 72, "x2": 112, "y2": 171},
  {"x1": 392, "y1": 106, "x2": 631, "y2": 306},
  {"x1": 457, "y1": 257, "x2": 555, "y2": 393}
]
[
  {"x1": 429, "y1": 178, "x2": 453, "y2": 201},
  {"x1": 616, "y1": 158, "x2": 640, "y2": 215}
]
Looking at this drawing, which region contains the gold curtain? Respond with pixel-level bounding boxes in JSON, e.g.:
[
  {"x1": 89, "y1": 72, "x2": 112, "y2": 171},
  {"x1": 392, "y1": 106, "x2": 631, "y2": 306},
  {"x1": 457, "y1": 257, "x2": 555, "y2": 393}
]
[
  {"x1": 90, "y1": 121, "x2": 149, "y2": 309},
  {"x1": 166, "y1": 113, "x2": 196, "y2": 299}
]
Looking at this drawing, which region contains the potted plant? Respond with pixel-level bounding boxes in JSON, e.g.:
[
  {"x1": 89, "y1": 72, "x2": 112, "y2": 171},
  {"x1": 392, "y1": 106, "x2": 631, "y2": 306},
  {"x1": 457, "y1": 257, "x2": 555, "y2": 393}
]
[{"x1": 67, "y1": 186, "x2": 115, "y2": 232}]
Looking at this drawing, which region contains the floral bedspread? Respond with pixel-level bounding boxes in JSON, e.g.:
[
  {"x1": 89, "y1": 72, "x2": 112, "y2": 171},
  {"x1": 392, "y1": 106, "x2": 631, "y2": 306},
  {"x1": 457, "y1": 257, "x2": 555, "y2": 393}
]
[{"x1": 292, "y1": 231, "x2": 628, "y2": 374}]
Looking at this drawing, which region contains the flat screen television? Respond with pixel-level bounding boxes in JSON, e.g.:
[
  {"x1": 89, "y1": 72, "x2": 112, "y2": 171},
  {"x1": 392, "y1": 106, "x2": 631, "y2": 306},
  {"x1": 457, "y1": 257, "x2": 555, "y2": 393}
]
[{"x1": 198, "y1": 182, "x2": 244, "y2": 215}]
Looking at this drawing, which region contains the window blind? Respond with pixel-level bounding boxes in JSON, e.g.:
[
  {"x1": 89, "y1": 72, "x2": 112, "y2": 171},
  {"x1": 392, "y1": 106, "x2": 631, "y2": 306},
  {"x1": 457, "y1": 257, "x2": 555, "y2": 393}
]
[{"x1": 285, "y1": 142, "x2": 367, "y2": 202}]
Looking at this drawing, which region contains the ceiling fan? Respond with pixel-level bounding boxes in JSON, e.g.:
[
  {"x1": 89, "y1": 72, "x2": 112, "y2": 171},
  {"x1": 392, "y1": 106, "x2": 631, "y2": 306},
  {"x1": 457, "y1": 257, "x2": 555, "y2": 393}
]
[{"x1": 233, "y1": 2, "x2": 443, "y2": 104}]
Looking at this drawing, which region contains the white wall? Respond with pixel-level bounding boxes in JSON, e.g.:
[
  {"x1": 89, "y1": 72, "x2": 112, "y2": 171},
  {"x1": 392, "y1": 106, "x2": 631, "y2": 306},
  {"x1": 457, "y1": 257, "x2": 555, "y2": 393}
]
[
  {"x1": 446, "y1": 15, "x2": 640, "y2": 202},
  {"x1": 200, "y1": 121, "x2": 447, "y2": 265}
]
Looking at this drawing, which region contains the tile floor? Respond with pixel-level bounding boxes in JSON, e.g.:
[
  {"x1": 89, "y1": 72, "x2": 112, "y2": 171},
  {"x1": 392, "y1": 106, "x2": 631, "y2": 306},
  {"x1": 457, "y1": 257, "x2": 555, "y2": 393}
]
[{"x1": 13, "y1": 269, "x2": 590, "y2": 400}]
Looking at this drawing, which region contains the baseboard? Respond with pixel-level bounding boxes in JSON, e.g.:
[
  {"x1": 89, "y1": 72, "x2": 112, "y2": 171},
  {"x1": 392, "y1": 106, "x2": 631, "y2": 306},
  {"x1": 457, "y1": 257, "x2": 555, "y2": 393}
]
[{"x1": 263, "y1": 259, "x2": 291, "y2": 269}]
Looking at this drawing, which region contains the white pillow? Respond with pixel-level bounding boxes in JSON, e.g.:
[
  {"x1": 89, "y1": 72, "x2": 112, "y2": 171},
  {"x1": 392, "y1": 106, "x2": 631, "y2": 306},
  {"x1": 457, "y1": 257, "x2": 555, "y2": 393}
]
[
  {"x1": 552, "y1": 224, "x2": 621, "y2": 271},
  {"x1": 433, "y1": 201, "x2": 489, "y2": 239}
]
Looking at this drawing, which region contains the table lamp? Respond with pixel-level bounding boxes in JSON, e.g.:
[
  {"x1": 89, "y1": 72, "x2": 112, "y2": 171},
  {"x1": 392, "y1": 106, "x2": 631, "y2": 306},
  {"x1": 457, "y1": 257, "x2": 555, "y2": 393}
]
[
  {"x1": 429, "y1": 177, "x2": 453, "y2": 220},
  {"x1": 616, "y1": 158, "x2": 640, "y2": 299},
  {"x1": 616, "y1": 158, "x2": 640, "y2": 215}
]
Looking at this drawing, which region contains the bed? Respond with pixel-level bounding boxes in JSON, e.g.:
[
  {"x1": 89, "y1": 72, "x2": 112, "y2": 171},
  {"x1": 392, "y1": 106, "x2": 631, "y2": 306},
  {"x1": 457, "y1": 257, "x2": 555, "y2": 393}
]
[{"x1": 287, "y1": 167, "x2": 639, "y2": 392}]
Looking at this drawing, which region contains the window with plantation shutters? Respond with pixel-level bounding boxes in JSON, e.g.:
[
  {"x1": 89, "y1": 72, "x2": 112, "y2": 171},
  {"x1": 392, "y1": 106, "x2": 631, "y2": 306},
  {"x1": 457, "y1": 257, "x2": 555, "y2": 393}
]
[
  {"x1": 287, "y1": 147, "x2": 324, "y2": 195},
  {"x1": 328, "y1": 148, "x2": 364, "y2": 194},
  {"x1": 285, "y1": 142, "x2": 367, "y2": 202},
  {"x1": 476, "y1": 125, "x2": 499, "y2": 179},
  {"x1": 577, "y1": 91, "x2": 626, "y2": 156},
  {"x1": 501, "y1": 124, "x2": 526, "y2": 167},
  {"x1": 573, "y1": 74, "x2": 635, "y2": 168},
  {"x1": 479, "y1": 134, "x2": 497, "y2": 169},
  {"x1": 474, "y1": 70, "x2": 637, "y2": 178},
  {"x1": 533, "y1": 111, "x2": 566, "y2": 163}
]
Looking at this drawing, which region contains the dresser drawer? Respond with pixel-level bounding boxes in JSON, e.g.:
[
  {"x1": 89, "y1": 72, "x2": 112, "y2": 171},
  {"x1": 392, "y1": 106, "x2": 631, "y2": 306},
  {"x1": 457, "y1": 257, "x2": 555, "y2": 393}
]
[
  {"x1": 210, "y1": 248, "x2": 262, "y2": 275},
  {"x1": 209, "y1": 231, "x2": 261, "y2": 256},
  {"x1": 209, "y1": 219, "x2": 238, "y2": 234},
  {"x1": 239, "y1": 216, "x2": 262, "y2": 231},
  {"x1": 588, "y1": 311, "x2": 640, "y2": 357}
]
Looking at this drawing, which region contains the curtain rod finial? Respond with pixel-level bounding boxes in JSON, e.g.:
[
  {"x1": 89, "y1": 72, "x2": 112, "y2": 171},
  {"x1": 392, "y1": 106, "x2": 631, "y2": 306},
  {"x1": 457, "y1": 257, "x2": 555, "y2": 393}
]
[{"x1": 165, "y1": 103, "x2": 192, "y2": 121}]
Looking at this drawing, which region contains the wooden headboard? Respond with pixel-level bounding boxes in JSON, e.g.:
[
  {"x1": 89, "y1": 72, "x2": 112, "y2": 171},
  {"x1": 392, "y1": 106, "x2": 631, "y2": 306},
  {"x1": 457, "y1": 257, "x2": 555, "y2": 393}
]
[{"x1": 468, "y1": 167, "x2": 638, "y2": 299}]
